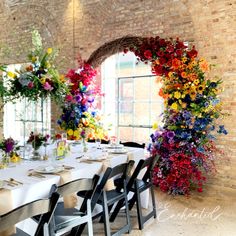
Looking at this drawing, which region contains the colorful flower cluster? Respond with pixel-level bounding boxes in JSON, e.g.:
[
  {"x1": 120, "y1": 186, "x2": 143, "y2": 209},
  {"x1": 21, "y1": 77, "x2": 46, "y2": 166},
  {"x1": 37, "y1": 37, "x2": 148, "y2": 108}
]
[
  {"x1": 125, "y1": 36, "x2": 227, "y2": 195},
  {"x1": 58, "y1": 63, "x2": 107, "y2": 141},
  {"x1": 4, "y1": 30, "x2": 69, "y2": 102},
  {"x1": 0, "y1": 137, "x2": 16, "y2": 154},
  {"x1": 27, "y1": 132, "x2": 49, "y2": 150}
]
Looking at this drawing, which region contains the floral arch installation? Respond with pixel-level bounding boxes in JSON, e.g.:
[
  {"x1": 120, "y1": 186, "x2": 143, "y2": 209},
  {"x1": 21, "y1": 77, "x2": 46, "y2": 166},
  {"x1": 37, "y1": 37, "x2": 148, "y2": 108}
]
[{"x1": 87, "y1": 36, "x2": 227, "y2": 195}]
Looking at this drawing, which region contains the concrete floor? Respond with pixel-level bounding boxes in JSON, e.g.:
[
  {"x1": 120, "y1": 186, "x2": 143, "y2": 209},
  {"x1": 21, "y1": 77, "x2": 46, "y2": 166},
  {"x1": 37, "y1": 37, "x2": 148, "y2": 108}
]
[{"x1": 83, "y1": 184, "x2": 236, "y2": 236}]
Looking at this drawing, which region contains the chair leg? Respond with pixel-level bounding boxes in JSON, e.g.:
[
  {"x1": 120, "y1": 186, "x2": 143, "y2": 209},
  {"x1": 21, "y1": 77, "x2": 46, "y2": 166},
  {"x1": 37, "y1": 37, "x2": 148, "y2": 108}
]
[
  {"x1": 124, "y1": 195, "x2": 132, "y2": 233},
  {"x1": 150, "y1": 185, "x2": 157, "y2": 218},
  {"x1": 136, "y1": 188, "x2": 144, "y2": 230},
  {"x1": 102, "y1": 192, "x2": 111, "y2": 236},
  {"x1": 109, "y1": 199, "x2": 124, "y2": 222}
]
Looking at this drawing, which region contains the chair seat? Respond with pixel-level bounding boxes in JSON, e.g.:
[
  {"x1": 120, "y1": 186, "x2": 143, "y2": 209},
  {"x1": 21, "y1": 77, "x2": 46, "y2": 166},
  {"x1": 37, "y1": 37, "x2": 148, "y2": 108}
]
[
  {"x1": 97, "y1": 189, "x2": 126, "y2": 205},
  {"x1": 12, "y1": 228, "x2": 31, "y2": 236},
  {"x1": 114, "y1": 177, "x2": 151, "y2": 192},
  {"x1": 53, "y1": 202, "x2": 89, "y2": 232}
]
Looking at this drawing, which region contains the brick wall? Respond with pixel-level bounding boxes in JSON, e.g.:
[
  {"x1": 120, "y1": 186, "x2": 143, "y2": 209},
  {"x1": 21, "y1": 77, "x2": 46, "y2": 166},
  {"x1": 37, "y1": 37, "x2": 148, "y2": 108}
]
[{"x1": 0, "y1": 0, "x2": 235, "y2": 184}]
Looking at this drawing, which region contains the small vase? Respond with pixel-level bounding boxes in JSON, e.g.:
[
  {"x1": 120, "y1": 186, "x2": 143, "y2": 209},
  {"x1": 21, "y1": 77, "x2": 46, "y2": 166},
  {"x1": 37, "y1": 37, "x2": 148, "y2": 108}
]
[
  {"x1": 82, "y1": 138, "x2": 88, "y2": 153},
  {"x1": 2, "y1": 152, "x2": 10, "y2": 166},
  {"x1": 31, "y1": 146, "x2": 41, "y2": 160}
]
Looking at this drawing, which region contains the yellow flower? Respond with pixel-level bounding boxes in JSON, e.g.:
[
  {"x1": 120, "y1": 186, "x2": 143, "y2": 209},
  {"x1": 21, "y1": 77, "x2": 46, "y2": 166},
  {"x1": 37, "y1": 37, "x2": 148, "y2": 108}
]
[
  {"x1": 182, "y1": 57, "x2": 187, "y2": 63},
  {"x1": 152, "y1": 123, "x2": 158, "y2": 130},
  {"x1": 47, "y1": 48, "x2": 53, "y2": 54},
  {"x1": 40, "y1": 78, "x2": 46, "y2": 84},
  {"x1": 193, "y1": 79, "x2": 200, "y2": 85},
  {"x1": 170, "y1": 102, "x2": 178, "y2": 110},
  {"x1": 31, "y1": 56, "x2": 37, "y2": 62},
  {"x1": 67, "y1": 129, "x2": 73, "y2": 136},
  {"x1": 60, "y1": 75, "x2": 66, "y2": 82},
  {"x1": 184, "y1": 83, "x2": 190, "y2": 89},
  {"x1": 189, "y1": 88, "x2": 197, "y2": 100},
  {"x1": 174, "y1": 91, "x2": 181, "y2": 99},
  {"x1": 45, "y1": 61, "x2": 51, "y2": 68},
  {"x1": 73, "y1": 130, "x2": 79, "y2": 138},
  {"x1": 7, "y1": 71, "x2": 17, "y2": 78}
]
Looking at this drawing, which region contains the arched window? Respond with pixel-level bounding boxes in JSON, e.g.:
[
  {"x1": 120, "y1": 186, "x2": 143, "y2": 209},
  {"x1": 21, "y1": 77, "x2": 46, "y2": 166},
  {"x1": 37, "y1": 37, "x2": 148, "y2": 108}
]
[{"x1": 101, "y1": 52, "x2": 164, "y2": 143}]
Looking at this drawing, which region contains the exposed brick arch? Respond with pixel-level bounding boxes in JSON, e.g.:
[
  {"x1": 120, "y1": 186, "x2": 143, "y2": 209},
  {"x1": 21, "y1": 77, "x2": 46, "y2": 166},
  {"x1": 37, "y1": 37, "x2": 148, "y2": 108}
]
[{"x1": 87, "y1": 36, "x2": 143, "y2": 68}]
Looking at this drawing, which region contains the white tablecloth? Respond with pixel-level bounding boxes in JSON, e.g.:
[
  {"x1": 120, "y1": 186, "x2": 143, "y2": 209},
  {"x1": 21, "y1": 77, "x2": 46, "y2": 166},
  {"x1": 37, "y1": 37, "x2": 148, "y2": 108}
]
[{"x1": 0, "y1": 143, "x2": 148, "y2": 233}]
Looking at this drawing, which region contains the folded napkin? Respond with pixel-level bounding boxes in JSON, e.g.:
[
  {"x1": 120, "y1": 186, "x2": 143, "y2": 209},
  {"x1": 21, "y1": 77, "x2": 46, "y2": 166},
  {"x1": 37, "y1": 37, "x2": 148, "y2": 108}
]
[{"x1": 0, "y1": 188, "x2": 16, "y2": 235}]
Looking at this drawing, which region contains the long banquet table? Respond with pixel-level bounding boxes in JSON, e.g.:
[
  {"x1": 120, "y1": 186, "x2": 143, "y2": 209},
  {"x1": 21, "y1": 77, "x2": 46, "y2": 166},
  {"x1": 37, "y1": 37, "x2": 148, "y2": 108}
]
[{"x1": 0, "y1": 143, "x2": 148, "y2": 234}]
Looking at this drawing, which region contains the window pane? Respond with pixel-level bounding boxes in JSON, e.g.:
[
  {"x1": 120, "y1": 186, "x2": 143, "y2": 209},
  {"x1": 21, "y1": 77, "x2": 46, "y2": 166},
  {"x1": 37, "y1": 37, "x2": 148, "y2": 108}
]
[
  {"x1": 134, "y1": 76, "x2": 150, "y2": 101},
  {"x1": 119, "y1": 79, "x2": 133, "y2": 101},
  {"x1": 119, "y1": 127, "x2": 133, "y2": 141},
  {"x1": 133, "y1": 128, "x2": 151, "y2": 143},
  {"x1": 134, "y1": 102, "x2": 150, "y2": 126},
  {"x1": 119, "y1": 102, "x2": 133, "y2": 125}
]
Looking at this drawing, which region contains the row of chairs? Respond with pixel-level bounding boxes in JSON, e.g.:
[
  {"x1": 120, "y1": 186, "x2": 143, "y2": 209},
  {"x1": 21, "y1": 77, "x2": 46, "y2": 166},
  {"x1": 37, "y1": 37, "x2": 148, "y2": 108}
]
[{"x1": 0, "y1": 144, "x2": 158, "y2": 236}]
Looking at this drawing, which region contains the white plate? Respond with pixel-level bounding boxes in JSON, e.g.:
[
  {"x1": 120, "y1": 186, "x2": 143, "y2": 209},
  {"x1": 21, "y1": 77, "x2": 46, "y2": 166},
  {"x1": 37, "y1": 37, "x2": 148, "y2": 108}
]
[
  {"x1": 34, "y1": 165, "x2": 64, "y2": 174},
  {"x1": 83, "y1": 156, "x2": 107, "y2": 161},
  {"x1": 106, "y1": 144, "x2": 124, "y2": 149},
  {"x1": 109, "y1": 149, "x2": 128, "y2": 154}
]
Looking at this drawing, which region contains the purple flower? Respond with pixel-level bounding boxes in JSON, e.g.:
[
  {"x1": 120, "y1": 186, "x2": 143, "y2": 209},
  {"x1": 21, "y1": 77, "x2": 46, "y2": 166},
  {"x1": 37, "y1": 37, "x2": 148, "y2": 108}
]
[
  {"x1": 4, "y1": 138, "x2": 15, "y2": 153},
  {"x1": 166, "y1": 131, "x2": 175, "y2": 139}
]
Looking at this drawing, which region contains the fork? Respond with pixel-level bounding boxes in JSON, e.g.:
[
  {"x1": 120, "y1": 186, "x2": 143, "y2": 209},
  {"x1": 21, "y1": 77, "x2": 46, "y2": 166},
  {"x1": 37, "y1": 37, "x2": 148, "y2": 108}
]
[
  {"x1": 10, "y1": 178, "x2": 23, "y2": 185},
  {"x1": 4, "y1": 180, "x2": 17, "y2": 187}
]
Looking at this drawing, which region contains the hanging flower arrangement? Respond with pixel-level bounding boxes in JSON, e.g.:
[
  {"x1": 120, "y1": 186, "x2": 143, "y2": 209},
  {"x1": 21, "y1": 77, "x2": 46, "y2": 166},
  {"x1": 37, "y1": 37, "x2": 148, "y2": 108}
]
[
  {"x1": 58, "y1": 62, "x2": 107, "y2": 140},
  {"x1": 123, "y1": 36, "x2": 227, "y2": 195},
  {"x1": 4, "y1": 30, "x2": 69, "y2": 102}
]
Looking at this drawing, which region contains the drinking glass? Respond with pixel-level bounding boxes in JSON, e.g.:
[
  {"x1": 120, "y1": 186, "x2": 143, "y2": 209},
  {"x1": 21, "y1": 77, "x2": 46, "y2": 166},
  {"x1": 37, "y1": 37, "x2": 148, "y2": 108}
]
[{"x1": 95, "y1": 138, "x2": 101, "y2": 149}]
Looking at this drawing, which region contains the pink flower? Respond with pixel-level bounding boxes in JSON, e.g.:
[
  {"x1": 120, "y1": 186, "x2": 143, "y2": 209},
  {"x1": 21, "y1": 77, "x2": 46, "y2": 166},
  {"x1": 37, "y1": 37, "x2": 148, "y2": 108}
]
[
  {"x1": 43, "y1": 82, "x2": 53, "y2": 91},
  {"x1": 65, "y1": 94, "x2": 74, "y2": 102},
  {"x1": 28, "y1": 81, "x2": 34, "y2": 89}
]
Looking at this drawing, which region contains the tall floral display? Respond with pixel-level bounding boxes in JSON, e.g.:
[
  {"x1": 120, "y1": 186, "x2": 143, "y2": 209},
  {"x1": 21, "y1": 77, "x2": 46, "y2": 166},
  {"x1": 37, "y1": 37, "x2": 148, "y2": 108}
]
[
  {"x1": 58, "y1": 63, "x2": 106, "y2": 141},
  {"x1": 3, "y1": 30, "x2": 68, "y2": 103},
  {"x1": 124, "y1": 37, "x2": 227, "y2": 195}
]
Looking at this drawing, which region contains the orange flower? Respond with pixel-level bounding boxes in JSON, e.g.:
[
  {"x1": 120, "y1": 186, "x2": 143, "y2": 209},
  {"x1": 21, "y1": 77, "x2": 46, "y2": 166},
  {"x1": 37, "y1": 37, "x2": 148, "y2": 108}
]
[
  {"x1": 181, "y1": 71, "x2": 188, "y2": 78},
  {"x1": 199, "y1": 59, "x2": 209, "y2": 72},
  {"x1": 172, "y1": 58, "x2": 182, "y2": 70},
  {"x1": 159, "y1": 88, "x2": 168, "y2": 99}
]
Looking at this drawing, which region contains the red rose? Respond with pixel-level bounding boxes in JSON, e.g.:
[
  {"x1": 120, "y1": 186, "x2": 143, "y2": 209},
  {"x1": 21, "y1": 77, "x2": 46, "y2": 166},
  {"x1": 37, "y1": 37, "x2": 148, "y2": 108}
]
[
  {"x1": 28, "y1": 81, "x2": 34, "y2": 89},
  {"x1": 157, "y1": 51, "x2": 165, "y2": 57},
  {"x1": 144, "y1": 50, "x2": 152, "y2": 59},
  {"x1": 159, "y1": 57, "x2": 166, "y2": 65},
  {"x1": 187, "y1": 46, "x2": 198, "y2": 58},
  {"x1": 123, "y1": 48, "x2": 128, "y2": 54}
]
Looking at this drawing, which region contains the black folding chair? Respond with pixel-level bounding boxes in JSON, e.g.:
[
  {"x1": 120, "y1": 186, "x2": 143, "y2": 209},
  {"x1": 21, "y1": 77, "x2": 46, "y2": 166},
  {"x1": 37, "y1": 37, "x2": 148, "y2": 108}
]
[
  {"x1": 120, "y1": 141, "x2": 145, "y2": 149},
  {"x1": 49, "y1": 175, "x2": 99, "y2": 236},
  {"x1": 110, "y1": 155, "x2": 159, "y2": 230},
  {"x1": 73, "y1": 160, "x2": 135, "y2": 236},
  {"x1": 0, "y1": 189, "x2": 59, "y2": 236}
]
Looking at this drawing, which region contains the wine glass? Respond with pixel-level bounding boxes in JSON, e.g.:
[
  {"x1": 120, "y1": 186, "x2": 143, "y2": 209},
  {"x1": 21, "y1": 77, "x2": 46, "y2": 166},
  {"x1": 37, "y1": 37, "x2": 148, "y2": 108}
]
[{"x1": 95, "y1": 138, "x2": 101, "y2": 149}]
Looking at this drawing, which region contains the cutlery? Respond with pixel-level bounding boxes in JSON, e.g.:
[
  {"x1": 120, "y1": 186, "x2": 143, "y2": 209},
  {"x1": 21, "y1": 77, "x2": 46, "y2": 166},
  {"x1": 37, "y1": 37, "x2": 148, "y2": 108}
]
[
  {"x1": 62, "y1": 165, "x2": 74, "y2": 170},
  {"x1": 76, "y1": 155, "x2": 84, "y2": 159},
  {"x1": 28, "y1": 172, "x2": 46, "y2": 178},
  {"x1": 10, "y1": 178, "x2": 23, "y2": 185},
  {"x1": 4, "y1": 180, "x2": 17, "y2": 187}
]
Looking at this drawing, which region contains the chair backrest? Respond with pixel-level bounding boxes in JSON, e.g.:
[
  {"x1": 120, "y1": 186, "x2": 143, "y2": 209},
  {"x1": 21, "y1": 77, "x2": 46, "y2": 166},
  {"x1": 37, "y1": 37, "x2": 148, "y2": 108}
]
[
  {"x1": 57, "y1": 175, "x2": 99, "y2": 197},
  {"x1": 127, "y1": 155, "x2": 159, "y2": 190},
  {"x1": 120, "y1": 141, "x2": 145, "y2": 149},
  {"x1": 91, "y1": 160, "x2": 134, "y2": 210},
  {"x1": 0, "y1": 191, "x2": 59, "y2": 236}
]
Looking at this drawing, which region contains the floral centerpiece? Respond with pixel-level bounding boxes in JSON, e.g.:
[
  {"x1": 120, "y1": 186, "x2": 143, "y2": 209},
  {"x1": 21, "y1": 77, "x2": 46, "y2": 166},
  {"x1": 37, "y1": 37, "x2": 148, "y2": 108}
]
[
  {"x1": 27, "y1": 132, "x2": 49, "y2": 150},
  {"x1": 58, "y1": 62, "x2": 107, "y2": 142},
  {"x1": 0, "y1": 137, "x2": 20, "y2": 166},
  {"x1": 124, "y1": 36, "x2": 227, "y2": 195},
  {"x1": 4, "y1": 30, "x2": 69, "y2": 103}
]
